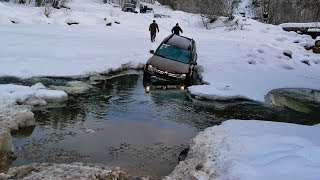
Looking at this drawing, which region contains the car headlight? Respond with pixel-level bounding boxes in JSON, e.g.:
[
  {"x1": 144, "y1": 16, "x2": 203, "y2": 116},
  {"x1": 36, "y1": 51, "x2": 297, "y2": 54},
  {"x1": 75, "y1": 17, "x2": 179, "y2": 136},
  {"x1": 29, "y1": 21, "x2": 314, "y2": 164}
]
[
  {"x1": 180, "y1": 74, "x2": 187, "y2": 79},
  {"x1": 147, "y1": 65, "x2": 155, "y2": 72}
]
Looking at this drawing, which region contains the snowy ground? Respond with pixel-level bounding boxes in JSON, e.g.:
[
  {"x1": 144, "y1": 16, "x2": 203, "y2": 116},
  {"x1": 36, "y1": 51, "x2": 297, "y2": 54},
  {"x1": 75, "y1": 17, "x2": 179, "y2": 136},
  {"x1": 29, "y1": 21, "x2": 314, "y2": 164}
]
[
  {"x1": 0, "y1": 0, "x2": 320, "y2": 179},
  {"x1": 165, "y1": 120, "x2": 320, "y2": 180}
]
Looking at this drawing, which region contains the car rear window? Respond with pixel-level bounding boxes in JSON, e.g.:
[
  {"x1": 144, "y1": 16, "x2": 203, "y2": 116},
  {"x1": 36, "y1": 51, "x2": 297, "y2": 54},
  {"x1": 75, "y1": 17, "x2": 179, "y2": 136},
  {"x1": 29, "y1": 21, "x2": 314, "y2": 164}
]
[{"x1": 155, "y1": 44, "x2": 191, "y2": 64}]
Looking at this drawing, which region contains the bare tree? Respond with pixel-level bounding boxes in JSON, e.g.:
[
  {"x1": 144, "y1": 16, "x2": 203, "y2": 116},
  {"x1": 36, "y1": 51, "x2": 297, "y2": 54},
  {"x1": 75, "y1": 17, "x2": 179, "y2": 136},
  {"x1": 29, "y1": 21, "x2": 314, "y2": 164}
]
[{"x1": 256, "y1": 0, "x2": 320, "y2": 24}]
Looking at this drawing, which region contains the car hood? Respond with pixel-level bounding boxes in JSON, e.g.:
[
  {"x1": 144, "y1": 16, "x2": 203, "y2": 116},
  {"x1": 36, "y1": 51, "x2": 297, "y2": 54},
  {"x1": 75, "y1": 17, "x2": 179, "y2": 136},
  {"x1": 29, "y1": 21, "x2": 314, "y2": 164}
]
[{"x1": 147, "y1": 55, "x2": 190, "y2": 74}]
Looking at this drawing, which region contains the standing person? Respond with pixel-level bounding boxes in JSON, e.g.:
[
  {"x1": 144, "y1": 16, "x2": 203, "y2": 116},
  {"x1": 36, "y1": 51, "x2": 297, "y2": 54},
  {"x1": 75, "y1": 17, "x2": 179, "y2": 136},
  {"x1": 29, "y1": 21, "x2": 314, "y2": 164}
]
[
  {"x1": 171, "y1": 23, "x2": 183, "y2": 36},
  {"x1": 149, "y1": 20, "x2": 159, "y2": 42}
]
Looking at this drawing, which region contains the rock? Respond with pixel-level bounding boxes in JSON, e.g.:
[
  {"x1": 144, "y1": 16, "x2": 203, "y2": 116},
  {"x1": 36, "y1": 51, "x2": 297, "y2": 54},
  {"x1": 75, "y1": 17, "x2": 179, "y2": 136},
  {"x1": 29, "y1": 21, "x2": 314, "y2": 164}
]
[
  {"x1": 178, "y1": 147, "x2": 189, "y2": 161},
  {"x1": 283, "y1": 50, "x2": 292, "y2": 58},
  {"x1": 114, "y1": 21, "x2": 120, "y2": 24},
  {"x1": 247, "y1": 60, "x2": 256, "y2": 65},
  {"x1": 67, "y1": 22, "x2": 79, "y2": 25},
  {"x1": 267, "y1": 88, "x2": 320, "y2": 113},
  {"x1": 304, "y1": 45, "x2": 313, "y2": 50},
  {"x1": 106, "y1": 22, "x2": 112, "y2": 26},
  {"x1": 313, "y1": 46, "x2": 320, "y2": 54},
  {"x1": 315, "y1": 40, "x2": 320, "y2": 46},
  {"x1": 60, "y1": 4, "x2": 70, "y2": 9},
  {"x1": 301, "y1": 60, "x2": 311, "y2": 66}
]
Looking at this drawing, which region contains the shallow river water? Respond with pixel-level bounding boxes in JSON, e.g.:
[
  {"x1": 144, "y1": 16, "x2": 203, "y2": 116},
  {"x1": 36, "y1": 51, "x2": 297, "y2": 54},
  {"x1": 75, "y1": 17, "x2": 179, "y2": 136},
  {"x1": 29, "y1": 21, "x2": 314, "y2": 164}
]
[{"x1": 5, "y1": 73, "x2": 320, "y2": 178}]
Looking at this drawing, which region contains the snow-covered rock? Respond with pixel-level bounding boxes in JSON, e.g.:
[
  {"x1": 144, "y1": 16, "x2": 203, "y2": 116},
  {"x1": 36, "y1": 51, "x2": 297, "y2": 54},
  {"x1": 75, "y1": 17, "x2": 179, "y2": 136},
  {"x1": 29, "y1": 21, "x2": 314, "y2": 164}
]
[{"x1": 50, "y1": 81, "x2": 92, "y2": 95}]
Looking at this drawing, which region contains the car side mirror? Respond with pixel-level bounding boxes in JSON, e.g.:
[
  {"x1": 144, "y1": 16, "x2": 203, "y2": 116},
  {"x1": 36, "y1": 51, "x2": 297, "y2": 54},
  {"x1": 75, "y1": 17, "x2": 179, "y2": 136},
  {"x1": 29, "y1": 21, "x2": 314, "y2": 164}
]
[{"x1": 150, "y1": 50, "x2": 155, "y2": 54}]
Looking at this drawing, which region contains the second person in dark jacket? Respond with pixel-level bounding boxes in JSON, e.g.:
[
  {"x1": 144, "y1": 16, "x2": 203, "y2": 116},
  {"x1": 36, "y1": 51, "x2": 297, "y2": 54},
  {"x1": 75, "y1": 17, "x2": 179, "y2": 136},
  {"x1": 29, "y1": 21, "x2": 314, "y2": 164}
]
[{"x1": 171, "y1": 23, "x2": 183, "y2": 36}]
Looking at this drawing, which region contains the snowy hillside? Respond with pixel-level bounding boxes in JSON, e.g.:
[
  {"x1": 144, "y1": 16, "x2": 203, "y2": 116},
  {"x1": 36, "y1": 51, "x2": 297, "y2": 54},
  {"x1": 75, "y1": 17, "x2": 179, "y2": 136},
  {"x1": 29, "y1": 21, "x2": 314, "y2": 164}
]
[{"x1": 0, "y1": 0, "x2": 320, "y2": 179}]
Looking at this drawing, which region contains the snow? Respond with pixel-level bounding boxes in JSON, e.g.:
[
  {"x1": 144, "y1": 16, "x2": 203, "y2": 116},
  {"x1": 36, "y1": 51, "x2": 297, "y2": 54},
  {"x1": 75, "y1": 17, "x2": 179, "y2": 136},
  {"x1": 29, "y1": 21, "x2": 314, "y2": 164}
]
[
  {"x1": 0, "y1": 83, "x2": 67, "y2": 165},
  {"x1": 0, "y1": 83, "x2": 68, "y2": 105},
  {"x1": 280, "y1": 22, "x2": 320, "y2": 28},
  {"x1": 0, "y1": 0, "x2": 320, "y2": 179},
  {"x1": 235, "y1": 0, "x2": 255, "y2": 18},
  {"x1": 165, "y1": 120, "x2": 320, "y2": 180},
  {"x1": 308, "y1": 28, "x2": 320, "y2": 32}
]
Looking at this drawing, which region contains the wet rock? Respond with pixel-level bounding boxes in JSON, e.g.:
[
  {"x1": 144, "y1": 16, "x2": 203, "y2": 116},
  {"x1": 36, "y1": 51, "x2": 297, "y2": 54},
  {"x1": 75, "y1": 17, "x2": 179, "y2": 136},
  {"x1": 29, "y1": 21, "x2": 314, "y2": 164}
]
[
  {"x1": 178, "y1": 147, "x2": 189, "y2": 161},
  {"x1": 266, "y1": 88, "x2": 320, "y2": 113}
]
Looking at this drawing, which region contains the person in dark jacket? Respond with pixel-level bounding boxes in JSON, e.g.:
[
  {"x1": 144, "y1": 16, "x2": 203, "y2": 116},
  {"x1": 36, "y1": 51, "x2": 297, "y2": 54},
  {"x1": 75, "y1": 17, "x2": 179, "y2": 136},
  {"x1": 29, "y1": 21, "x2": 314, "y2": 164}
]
[
  {"x1": 149, "y1": 20, "x2": 159, "y2": 42},
  {"x1": 171, "y1": 23, "x2": 183, "y2": 36}
]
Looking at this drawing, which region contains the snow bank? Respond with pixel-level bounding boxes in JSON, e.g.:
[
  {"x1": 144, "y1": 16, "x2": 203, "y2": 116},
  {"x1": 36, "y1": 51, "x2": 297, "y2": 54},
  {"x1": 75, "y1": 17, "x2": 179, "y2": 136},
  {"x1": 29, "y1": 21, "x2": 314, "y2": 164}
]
[
  {"x1": 0, "y1": 83, "x2": 68, "y2": 170},
  {"x1": 280, "y1": 22, "x2": 320, "y2": 28},
  {"x1": 0, "y1": 163, "x2": 130, "y2": 180},
  {"x1": 0, "y1": 83, "x2": 68, "y2": 105},
  {"x1": 308, "y1": 28, "x2": 320, "y2": 33},
  {"x1": 165, "y1": 120, "x2": 320, "y2": 180}
]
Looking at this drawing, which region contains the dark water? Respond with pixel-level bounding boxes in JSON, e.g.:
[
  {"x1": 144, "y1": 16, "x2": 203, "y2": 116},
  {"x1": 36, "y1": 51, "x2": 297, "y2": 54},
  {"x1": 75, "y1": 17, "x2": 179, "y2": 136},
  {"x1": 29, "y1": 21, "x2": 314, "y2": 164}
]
[
  {"x1": 10, "y1": 74, "x2": 209, "y2": 178},
  {"x1": 8, "y1": 73, "x2": 320, "y2": 178}
]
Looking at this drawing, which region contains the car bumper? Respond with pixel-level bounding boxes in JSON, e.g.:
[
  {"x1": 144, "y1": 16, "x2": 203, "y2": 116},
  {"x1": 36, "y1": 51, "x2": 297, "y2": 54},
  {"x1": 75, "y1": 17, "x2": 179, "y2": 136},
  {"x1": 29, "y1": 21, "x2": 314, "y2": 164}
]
[{"x1": 144, "y1": 72, "x2": 185, "y2": 85}]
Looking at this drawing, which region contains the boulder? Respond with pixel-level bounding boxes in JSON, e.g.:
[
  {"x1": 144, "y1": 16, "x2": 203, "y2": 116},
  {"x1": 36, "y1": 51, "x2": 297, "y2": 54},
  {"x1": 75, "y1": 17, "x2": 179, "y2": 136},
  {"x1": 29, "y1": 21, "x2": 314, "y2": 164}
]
[
  {"x1": 313, "y1": 46, "x2": 320, "y2": 54},
  {"x1": 283, "y1": 50, "x2": 292, "y2": 58}
]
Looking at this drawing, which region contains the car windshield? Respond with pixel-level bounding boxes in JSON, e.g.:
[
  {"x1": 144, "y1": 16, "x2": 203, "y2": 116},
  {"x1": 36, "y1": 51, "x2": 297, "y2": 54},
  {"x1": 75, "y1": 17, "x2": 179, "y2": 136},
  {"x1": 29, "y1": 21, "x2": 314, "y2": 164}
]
[{"x1": 155, "y1": 44, "x2": 191, "y2": 64}]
